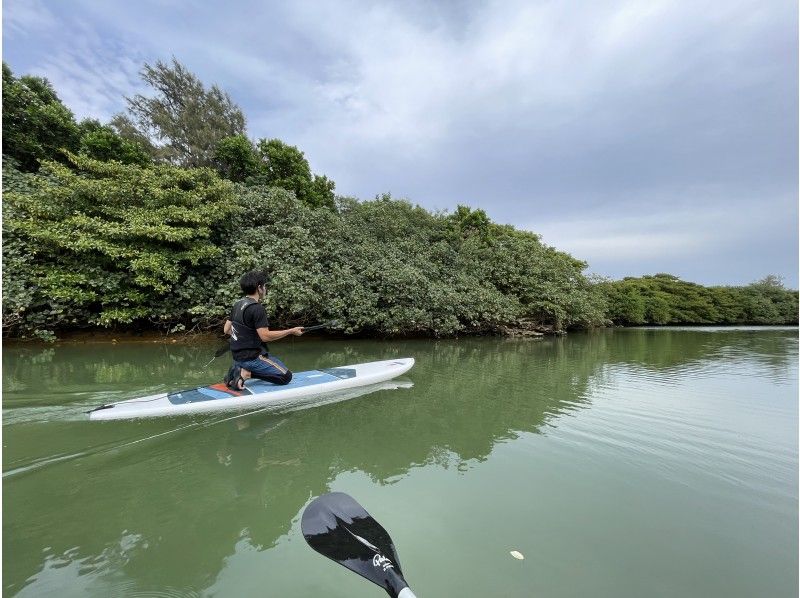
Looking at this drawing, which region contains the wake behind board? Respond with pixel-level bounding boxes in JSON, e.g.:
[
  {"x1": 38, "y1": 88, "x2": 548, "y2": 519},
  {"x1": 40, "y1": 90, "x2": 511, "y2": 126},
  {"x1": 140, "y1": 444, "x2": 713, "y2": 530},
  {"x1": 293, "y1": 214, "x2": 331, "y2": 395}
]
[{"x1": 88, "y1": 358, "x2": 415, "y2": 421}]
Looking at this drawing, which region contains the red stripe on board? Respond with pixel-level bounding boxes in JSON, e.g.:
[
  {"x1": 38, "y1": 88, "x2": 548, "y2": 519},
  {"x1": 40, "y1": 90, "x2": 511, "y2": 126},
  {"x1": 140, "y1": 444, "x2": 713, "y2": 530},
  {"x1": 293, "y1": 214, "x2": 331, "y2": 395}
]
[{"x1": 209, "y1": 383, "x2": 243, "y2": 396}]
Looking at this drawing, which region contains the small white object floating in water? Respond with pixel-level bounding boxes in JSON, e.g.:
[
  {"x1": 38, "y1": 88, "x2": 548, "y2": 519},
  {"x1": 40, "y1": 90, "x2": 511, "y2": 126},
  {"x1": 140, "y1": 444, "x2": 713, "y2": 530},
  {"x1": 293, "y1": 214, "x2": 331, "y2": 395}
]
[
  {"x1": 88, "y1": 358, "x2": 415, "y2": 421},
  {"x1": 510, "y1": 550, "x2": 524, "y2": 560}
]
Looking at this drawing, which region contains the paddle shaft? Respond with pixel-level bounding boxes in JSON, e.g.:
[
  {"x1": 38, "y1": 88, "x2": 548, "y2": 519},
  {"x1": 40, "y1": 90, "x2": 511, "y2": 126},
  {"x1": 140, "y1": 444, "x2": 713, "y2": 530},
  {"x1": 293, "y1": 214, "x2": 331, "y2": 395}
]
[{"x1": 301, "y1": 321, "x2": 335, "y2": 332}]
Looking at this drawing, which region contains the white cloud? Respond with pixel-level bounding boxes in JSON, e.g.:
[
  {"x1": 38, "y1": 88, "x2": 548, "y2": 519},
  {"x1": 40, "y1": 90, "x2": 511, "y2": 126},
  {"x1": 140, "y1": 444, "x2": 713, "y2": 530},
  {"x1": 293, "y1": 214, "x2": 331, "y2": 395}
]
[
  {"x1": 4, "y1": 0, "x2": 58, "y2": 36},
  {"x1": 530, "y1": 190, "x2": 798, "y2": 284}
]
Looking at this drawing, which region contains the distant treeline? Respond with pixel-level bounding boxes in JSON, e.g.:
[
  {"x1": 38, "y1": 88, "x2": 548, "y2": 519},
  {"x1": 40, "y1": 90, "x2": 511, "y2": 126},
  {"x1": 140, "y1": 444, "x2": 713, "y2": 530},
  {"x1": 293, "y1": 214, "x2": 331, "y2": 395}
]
[
  {"x1": 599, "y1": 274, "x2": 796, "y2": 326},
  {"x1": 2, "y1": 61, "x2": 796, "y2": 340}
]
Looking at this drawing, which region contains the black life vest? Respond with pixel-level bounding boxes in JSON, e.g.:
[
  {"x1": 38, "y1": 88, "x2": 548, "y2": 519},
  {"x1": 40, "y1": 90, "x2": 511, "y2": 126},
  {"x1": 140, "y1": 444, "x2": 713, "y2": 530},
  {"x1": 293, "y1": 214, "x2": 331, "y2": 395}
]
[{"x1": 229, "y1": 297, "x2": 267, "y2": 353}]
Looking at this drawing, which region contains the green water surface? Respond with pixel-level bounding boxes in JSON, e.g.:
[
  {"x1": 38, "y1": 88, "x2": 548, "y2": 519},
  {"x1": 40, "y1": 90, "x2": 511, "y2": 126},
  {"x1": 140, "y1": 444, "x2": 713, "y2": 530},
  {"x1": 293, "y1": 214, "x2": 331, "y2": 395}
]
[{"x1": 3, "y1": 328, "x2": 798, "y2": 597}]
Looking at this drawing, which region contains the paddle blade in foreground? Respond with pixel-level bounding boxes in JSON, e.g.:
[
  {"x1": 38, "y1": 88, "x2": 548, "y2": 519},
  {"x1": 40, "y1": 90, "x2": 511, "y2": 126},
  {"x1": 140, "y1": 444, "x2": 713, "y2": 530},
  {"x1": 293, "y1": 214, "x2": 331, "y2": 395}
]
[{"x1": 301, "y1": 492, "x2": 417, "y2": 597}]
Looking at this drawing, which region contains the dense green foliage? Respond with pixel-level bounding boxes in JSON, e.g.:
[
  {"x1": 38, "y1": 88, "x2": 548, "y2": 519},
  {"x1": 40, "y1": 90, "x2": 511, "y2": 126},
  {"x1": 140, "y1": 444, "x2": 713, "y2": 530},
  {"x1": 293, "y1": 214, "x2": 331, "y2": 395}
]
[
  {"x1": 215, "y1": 136, "x2": 336, "y2": 209},
  {"x1": 252, "y1": 139, "x2": 336, "y2": 209},
  {"x1": 600, "y1": 274, "x2": 798, "y2": 326},
  {"x1": 2, "y1": 156, "x2": 602, "y2": 338},
  {"x1": 2, "y1": 63, "x2": 152, "y2": 172},
  {"x1": 78, "y1": 120, "x2": 152, "y2": 166},
  {"x1": 2, "y1": 63, "x2": 79, "y2": 171},
  {"x1": 2, "y1": 61, "x2": 796, "y2": 340},
  {"x1": 3, "y1": 155, "x2": 238, "y2": 338},
  {"x1": 214, "y1": 134, "x2": 260, "y2": 183}
]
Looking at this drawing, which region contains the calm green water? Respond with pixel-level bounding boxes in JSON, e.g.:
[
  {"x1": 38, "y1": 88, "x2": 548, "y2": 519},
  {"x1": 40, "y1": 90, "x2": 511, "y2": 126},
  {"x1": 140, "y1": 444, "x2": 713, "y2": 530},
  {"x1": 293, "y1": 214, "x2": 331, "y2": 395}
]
[{"x1": 3, "y1": 328, "x2": 798, "y2": 597}]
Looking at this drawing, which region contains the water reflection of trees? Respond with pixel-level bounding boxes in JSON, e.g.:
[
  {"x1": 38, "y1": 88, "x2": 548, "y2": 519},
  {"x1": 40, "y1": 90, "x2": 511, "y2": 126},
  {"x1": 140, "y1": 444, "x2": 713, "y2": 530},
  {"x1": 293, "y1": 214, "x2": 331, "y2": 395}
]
[
  {"x1": 4, "y1": 329, "x2": 796, "y2": 595},
  {"x1": 2, "y1": 341, "x2": 223, "y2": 399},
  {"x1": 596, "y1": 328, "x2": 798, "y2": 377}
]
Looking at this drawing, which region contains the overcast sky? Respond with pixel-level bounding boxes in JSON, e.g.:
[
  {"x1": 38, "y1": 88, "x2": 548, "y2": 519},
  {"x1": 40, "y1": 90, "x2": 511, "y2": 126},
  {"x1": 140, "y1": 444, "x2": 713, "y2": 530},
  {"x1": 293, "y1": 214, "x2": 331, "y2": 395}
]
[{"x1": 4, "y1": 0, "x2": 797, "y2": 287}]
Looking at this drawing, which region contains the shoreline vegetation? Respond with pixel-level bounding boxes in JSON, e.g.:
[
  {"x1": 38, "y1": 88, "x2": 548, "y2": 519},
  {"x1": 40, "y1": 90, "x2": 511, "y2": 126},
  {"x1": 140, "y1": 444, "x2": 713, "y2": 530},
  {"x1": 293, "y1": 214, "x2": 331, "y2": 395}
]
[{"x1": 3, "y1": 60, "x2": 798, "y2": 342}]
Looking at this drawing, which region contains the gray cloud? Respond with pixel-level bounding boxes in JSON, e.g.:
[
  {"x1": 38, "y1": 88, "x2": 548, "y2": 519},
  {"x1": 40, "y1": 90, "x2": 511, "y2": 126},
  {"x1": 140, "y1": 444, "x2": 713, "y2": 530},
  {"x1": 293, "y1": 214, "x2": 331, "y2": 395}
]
[{"x1": 3, "y1": 0, "x2": 797, "y2": 286}]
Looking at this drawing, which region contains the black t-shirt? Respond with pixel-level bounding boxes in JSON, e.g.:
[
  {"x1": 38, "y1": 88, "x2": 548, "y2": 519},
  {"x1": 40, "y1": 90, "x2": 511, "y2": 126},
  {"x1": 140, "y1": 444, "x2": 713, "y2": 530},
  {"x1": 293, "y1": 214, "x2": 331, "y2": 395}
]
[{"x1": 231, "y1": 302, "x2": 270, "y2": 361}]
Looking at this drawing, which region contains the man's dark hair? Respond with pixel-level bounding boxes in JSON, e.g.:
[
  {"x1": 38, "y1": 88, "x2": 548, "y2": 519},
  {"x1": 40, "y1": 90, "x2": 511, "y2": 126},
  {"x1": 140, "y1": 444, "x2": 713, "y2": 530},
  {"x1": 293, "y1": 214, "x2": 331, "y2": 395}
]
[{"x1": 240, "y1": 270, "x2": 268, "y2": 295}]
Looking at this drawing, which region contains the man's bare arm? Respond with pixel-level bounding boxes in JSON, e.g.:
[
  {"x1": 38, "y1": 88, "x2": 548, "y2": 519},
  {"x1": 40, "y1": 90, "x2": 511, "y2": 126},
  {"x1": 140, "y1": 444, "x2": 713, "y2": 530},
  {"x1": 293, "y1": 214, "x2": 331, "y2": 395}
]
[{"x1": 257, "y1": 327, "x2": 304, "y2": 342}]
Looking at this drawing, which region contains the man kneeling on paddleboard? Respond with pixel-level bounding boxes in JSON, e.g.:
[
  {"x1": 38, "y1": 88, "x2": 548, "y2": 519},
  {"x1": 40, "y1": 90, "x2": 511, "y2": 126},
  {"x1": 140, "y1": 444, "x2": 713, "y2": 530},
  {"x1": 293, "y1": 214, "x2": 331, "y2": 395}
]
[{"x1": 223, "y1": 270, "x2": 304, "y2": 390}]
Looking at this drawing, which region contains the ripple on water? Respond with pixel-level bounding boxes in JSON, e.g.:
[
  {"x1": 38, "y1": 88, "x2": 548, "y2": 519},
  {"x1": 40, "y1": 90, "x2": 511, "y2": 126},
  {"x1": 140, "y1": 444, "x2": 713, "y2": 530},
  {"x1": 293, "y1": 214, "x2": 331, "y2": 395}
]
[
  {"x1": 548, "y1": 360, "x2": 798, "y2": 512},
  {"x1": 13, "y1": 537, "x2": 202, "y2": 598}
]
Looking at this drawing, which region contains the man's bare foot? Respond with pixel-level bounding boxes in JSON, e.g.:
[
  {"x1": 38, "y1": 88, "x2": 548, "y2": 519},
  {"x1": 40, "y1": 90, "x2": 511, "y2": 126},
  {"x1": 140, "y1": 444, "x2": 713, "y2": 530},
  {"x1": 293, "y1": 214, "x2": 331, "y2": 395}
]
[{"x1": 238, "y1": 368, "x2": 252, "y2": 390}]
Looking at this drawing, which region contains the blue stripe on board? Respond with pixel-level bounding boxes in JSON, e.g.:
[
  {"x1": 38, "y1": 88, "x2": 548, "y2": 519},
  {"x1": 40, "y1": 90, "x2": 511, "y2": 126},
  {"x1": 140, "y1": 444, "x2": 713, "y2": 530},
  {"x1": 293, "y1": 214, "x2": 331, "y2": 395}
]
[
  {"x1": 167, "y1": 369, "x2": 350, "y2": 405},
  {"x1": 168, "y1": 387, "x2": 232, "y2": 404},
  {"x1": 245, "y1": 370, "x2": 342, "y2": 393}
]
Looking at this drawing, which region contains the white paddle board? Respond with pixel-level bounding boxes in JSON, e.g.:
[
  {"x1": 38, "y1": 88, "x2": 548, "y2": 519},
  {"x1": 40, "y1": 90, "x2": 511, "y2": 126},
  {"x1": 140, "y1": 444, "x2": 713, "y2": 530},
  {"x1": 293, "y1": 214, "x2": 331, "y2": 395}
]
[{"x1": 88, "y1": 357, "x2": 415, "y2": 421}]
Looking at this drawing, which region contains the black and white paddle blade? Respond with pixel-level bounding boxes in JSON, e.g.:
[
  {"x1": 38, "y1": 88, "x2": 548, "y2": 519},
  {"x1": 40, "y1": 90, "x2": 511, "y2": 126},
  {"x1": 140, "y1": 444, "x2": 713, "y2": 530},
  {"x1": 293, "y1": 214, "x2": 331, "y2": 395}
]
[{"x1": 301, "y1": 492, "x2": 416, "y2": 597}]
